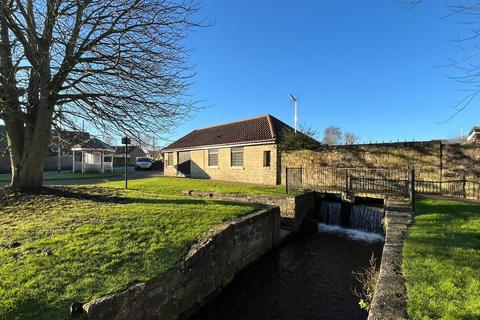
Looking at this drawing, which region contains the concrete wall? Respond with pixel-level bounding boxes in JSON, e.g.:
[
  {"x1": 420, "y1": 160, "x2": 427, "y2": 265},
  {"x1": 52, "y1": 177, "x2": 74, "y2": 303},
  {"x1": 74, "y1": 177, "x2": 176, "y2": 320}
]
[
  {"x1": 83, "y1": 207, "x2": 281, "y2": 320},
  {"x1": 282, "y1": 141, "x2": 480, "y2": 184},
  {"x1": 164, "y1": 144, "x2": 280, "y2": 185}
]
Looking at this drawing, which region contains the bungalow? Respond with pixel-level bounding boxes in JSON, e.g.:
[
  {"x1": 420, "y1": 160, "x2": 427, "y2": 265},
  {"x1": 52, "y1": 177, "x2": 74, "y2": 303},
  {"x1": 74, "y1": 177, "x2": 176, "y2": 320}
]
[
  {"x1": 113, "y1": 145, "x2": 146, "y2": 166},
  {"x1": 161, "y1": 114, "x2": 295, "y2": 185},
  {"x1": 71, "y1": 138, "x2": 115, "y2": 173},
  {"x1": 467, "y1": 127, "x2": 480, "y2": 144}
]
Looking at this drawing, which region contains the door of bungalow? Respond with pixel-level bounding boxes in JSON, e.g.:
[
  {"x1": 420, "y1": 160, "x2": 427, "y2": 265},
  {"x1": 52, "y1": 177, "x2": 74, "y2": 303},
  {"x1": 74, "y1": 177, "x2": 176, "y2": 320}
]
[{"x1": 177, "y1": 151, "x2": 191, "y2": 177}]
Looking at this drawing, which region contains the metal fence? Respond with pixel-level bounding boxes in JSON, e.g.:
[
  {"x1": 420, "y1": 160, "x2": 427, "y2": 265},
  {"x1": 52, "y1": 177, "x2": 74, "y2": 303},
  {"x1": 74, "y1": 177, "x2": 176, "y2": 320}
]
[
  {"x1": 416, "y1": 179, "x2": 480, "y2": 199},
  {"x1": 301, "y1": 167, "x2": 411, "y2": 197},
  {"x1": 285, "y1": 166, "x2": 480, "y2": 200}
]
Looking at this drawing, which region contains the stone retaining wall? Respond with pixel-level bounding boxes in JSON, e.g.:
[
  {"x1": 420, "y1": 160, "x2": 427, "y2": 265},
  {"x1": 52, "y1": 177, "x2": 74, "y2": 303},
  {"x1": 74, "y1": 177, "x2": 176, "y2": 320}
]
[
  {"x1": 185, "y1": 191, "x2": 317, "y2": 231},
  {"x1": 82, "y1": 207, "x2": 281, "y2": 320},
  {"x1": 282, "y1": 141, "x2": 480, "y2": 183},
  {"x1": 368, "y1": 199, "x2": 412, "y2": 320}
]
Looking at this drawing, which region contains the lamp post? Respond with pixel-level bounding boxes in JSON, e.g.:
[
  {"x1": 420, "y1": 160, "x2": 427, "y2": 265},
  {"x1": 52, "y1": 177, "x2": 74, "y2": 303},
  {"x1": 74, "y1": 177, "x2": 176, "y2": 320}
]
[
  {"x1": 290, "y1": 94, "x2": 298, "y2": 133},
  {"x1": 121, "y1": 136, "x2": 131, "y2": 189}
]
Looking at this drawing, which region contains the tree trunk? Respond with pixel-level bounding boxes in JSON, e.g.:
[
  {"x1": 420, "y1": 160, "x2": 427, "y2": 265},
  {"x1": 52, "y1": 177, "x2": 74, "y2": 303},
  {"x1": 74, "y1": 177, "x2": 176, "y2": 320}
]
[
  {"x1": 6, "y1": 103, "x2": 54, "y2": 190},
  {"x1": 10, "y1": 151, "x2": 47, "y2": 189}
]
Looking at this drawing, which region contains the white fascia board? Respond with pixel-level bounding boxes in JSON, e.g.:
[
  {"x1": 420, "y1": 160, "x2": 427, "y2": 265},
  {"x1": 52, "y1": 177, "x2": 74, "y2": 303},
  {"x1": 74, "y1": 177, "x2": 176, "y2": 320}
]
[{"x1": 161, "y1": 140, "x2": 277, "y2": 153}]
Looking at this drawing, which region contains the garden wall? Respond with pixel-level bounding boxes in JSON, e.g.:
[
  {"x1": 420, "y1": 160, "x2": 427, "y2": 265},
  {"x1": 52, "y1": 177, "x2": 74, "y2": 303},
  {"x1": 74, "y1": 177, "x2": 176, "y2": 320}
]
[
  {"x1": 282, "y1": 141, "x2": 480, "y2": 184},
  {"x1": 82, "y1": 207, "x2": 281, "y2": 320}
]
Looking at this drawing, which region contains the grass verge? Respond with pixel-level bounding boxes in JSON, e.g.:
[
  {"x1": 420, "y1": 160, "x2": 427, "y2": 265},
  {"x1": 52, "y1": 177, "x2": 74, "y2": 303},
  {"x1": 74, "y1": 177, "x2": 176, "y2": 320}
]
[
  {"x1": 403, "y1": 197, "x2": 480, "y2": 319},
  {"x1": 0, "y1": 177, "x2": 280, "y2": 320}
]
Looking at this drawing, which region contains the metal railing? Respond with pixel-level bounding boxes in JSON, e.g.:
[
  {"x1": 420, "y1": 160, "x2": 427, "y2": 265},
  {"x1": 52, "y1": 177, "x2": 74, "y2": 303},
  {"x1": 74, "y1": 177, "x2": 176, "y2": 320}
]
[
  {"x1": 416, "y1": 179, "x2": 480, "y2": 199},
  {"x1": 301, "y1": 167, "x2": 411, "y2": 197},
  {"x1": 285, "y1": 166, "x2": 480, "y2": 201}
]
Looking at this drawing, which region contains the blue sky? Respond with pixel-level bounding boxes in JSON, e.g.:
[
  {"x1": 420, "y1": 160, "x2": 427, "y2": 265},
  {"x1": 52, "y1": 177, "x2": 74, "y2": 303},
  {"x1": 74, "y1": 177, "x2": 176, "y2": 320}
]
[{"x1": 164, "y1": 0, "x2": 480, "y2": 145}]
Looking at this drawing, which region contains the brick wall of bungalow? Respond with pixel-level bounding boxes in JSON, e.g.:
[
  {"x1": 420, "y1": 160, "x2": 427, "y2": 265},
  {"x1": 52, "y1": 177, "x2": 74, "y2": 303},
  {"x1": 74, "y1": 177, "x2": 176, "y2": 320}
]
[{"x1": 163, "y1": 144, "x2": 280, "y2": 185}]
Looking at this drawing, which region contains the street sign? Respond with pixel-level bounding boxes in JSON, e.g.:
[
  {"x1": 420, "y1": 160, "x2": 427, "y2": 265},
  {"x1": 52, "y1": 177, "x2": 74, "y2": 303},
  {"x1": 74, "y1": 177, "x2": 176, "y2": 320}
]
[{"x1": 121, "y1": 137, "x2": 131, "y2": 145}]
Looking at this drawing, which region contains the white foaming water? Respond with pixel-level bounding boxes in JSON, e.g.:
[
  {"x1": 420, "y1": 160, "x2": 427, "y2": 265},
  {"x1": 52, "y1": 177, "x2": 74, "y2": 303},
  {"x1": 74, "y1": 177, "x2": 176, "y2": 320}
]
[{"x1": 317, "y1": 223, "x2": 384, "y2": 242}]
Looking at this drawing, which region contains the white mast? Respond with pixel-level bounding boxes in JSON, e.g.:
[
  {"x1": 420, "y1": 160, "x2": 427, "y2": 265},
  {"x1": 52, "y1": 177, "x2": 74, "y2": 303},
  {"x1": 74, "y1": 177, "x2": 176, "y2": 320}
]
[{"x1": 290, "y1": 94, "x2": 298, "y2": 133}]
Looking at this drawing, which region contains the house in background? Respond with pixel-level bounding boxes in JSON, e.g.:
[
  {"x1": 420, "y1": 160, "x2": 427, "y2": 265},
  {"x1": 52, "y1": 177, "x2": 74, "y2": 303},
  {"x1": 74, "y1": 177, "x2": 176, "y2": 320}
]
[
  {"x1": 161, "y1": 114, "x2": 295, "y2": 185},
  {"x1": 113, "y1": 145, "x2": 146, "y2": 166},
  {"x1": 147, "y1": 150, "x2": 163, "y2": 161},
  {"x1": 0, "y1": 126, "x2": 91, "y2": 173},
  {"x1": 467, "y1": 127, "x2": 480, "y2": 144},
  {"x1": 72, "y1": 138, "x2": 115, "y2": 173}
]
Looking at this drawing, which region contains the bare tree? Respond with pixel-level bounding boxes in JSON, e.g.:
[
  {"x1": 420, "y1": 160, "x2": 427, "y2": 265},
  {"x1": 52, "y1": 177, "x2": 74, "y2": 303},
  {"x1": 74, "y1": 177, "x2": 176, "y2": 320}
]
[
  {"x1": 0, "y1": 0, "x2": 200, "y2": 189},
  {"x1": 343, "y1": 132, "x2": 359, "y2": 145},
  {"x1": 406, "y1": 1, "x2": 480, "y2": 122},
  {"x1": 323, "y1": 126, "x2": 342, "y2": 145}
]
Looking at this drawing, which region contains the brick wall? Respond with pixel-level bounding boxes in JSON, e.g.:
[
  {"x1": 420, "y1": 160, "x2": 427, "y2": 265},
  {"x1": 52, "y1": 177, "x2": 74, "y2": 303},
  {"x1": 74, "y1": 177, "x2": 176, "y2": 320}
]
[
  {"x1": 281, "y1": 141, "x2": 480, "y2": 185},
  {"x1": 163, "y1": 144, "x2": 280, "y2": 185}
]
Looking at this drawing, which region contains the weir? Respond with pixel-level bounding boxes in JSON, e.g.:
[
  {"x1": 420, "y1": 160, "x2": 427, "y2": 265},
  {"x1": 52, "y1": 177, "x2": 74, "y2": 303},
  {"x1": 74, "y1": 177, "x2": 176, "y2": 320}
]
[{"x1": 317, "y1": 199, "x2": 384, "y2": 235}]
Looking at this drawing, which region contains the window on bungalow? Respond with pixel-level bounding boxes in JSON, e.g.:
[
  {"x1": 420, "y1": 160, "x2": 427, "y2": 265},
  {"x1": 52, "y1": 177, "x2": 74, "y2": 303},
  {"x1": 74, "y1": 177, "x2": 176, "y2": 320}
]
[
  {"x1": 263, "y1": 150, "x2": 271, "y2": 167},
  {"x1": 167, "y1": 152, "x2": 173, "y2": 167},
  {"x1": 208, "y1": 149, "x2": 219, "y2": 166},
  {"x1": 231, "y1": 147, "x2": 244, "y2": 167}
]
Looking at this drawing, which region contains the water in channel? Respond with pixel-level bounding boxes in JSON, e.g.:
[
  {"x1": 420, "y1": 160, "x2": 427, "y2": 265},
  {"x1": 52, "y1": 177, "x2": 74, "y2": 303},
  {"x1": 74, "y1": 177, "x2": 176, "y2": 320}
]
[{"x1": 190, "y1": 228, "x2": 384, "y2": 320}]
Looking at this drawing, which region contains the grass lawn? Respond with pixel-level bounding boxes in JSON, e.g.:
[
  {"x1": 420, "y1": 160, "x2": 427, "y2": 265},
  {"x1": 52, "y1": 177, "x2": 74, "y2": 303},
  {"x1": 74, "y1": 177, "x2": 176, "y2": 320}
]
[
  {"x1": 0, "y1": 177, "x2": 281, "y2": 320},
  {"x1": 101, "y1": 176, "x2": 286, "y2": 196},
  {"x1": 403, "y1": 197, "x2": 480, "y2": 319},
  {"x1": 0, "y1": 171, "x2": 121, "y2": 182}
]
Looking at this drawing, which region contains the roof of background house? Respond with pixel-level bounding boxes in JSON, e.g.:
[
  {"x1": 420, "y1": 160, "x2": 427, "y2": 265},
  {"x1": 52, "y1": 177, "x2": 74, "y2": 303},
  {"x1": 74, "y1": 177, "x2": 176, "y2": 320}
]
[
  {"x1": 113, "y1": 145, "x2": 143, "y2": 155},
  {"x1": 47, "y1": 130, "x2": 91, "y2": 155},
  {"x1": 147, "y1": 150, "x2": 162, "y2": 160},
  {"x1": 72, "y1": 137, "x2": 114, "y2": 151},
  {"x1": 468, "y1": 127, "x2": 480, "y2": 135},
  {"x1": 162, "y1": 114, "x2": 294, "y2": 151}
]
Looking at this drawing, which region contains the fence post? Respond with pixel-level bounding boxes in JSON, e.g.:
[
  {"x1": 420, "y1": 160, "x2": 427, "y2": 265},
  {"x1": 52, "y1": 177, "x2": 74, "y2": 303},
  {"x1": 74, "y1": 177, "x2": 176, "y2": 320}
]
[
  {"x1": 286, "y1": 168, "x2": 289, "y2": 194},
  {"x1": 409, "y1": 166, "x2": 416, "y2": 212},
  {"x1": 463, "y1": 172, "x2": 467, "y2": 198},
  {"x1": 345, "y1": 169, "x2": 349, "y2": 194}
]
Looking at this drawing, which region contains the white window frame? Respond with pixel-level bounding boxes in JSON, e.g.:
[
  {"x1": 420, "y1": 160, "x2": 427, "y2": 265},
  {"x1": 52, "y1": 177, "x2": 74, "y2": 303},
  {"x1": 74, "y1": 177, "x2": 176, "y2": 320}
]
[
  {"x1": 167, "y1": 152, "x2": 173, "y2": 167},
  {"x1": 208, "y1": 149, "x2": 219, "y2": 167},
  {"x1": 230, "y1": 147, "x2": 244, "y2": 168}
]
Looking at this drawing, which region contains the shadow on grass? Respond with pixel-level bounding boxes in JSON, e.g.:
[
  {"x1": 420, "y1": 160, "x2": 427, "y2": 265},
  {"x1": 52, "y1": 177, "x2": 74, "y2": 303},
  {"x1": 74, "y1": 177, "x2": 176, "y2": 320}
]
[
  {"x1": 0, "y1": 186, "x2": 263, "y2": 210},
  {"x1": 408, "y1": 199, "x2": 480, "y2": 268}
]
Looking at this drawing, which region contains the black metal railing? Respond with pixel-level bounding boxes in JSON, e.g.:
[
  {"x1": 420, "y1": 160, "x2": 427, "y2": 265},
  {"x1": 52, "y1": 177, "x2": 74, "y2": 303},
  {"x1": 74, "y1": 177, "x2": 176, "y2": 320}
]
[
  {"x1": 302, "y1": 167, "x2": 410, "y2": 197},
  {"x1": 285, "y1": 166, "x2": 480, "y2": 201},
  {"x1": 416, "y1": 179, "x2": 480, "y2": 199}
]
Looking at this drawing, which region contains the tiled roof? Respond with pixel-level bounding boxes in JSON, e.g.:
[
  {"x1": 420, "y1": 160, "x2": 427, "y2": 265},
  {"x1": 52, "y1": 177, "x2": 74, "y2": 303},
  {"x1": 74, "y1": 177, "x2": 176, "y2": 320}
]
[
  {"x1": 72, "y1": 138, "x2": 114, "y2": 151},
  {"x1": 163, "y1": 115, "x2": 293, "y2": 151},
  {"x1": 113, "y1": 145, "x2": 142, "y2": 155}
]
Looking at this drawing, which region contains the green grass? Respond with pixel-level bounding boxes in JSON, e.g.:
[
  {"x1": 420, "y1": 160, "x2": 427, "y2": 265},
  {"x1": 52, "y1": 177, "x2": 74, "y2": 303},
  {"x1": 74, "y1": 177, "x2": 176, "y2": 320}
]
[
  {"x1": 0, "y1": 171, "x2": 121, "y2": 182},
  {"x1": 403, "y1": 198, "x2": 480, "y2": 320},
  {"x1": 0, "y1": 177, "x2": 282, "y2": 320},
  {"x1": 101, "y1": 176, "x2": 286, "y2": 196}
]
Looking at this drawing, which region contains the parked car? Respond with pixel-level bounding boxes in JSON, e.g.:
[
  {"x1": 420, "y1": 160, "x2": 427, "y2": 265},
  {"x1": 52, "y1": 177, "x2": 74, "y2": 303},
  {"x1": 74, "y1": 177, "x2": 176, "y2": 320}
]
[{"x1": 135, "y1": 157, "x2": 153, "y2": 170}]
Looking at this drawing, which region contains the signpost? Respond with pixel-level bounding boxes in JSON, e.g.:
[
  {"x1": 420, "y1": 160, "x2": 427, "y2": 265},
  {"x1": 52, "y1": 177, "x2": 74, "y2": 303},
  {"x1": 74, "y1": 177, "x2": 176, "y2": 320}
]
[{"x1": 121, "y1": 136, "x2": 131, "y2": 189}]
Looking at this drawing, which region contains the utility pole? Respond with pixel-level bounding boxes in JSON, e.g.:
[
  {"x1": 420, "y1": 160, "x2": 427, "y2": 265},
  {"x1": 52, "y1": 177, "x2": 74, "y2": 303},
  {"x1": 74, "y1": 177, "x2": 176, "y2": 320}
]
[
  {"x1": 290, "y1": 94, "x2": 298, "y2": 133},
  {"x1": 122, "y1": 136, "x2": 131, "y2": 189},
  {"x1": 57, "y1": 143, "x2": 61, "y2": 173}
]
